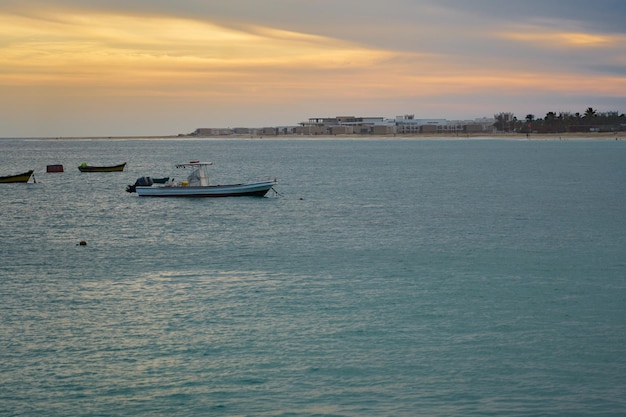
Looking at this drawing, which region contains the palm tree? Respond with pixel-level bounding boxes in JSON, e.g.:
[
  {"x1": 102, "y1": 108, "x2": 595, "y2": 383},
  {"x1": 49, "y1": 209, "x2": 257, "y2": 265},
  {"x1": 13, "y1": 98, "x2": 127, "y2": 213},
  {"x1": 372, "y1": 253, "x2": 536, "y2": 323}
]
[
  {"x1": 544, "y1": 112, "x2": 557, "y2": 133},
  {"x1": 525, "y1": 114, "x2": 535, "y2": 133},
  {"x1": 584, "y1": 107, "x2": 597, "y2": 118}
]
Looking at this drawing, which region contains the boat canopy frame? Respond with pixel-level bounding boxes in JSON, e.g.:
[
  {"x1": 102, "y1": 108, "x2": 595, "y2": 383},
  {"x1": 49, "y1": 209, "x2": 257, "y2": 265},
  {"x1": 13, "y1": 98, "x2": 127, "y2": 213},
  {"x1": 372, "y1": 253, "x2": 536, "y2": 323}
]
[{"x1": 175, "y1": 161, "x2": 213, "y2": 186}]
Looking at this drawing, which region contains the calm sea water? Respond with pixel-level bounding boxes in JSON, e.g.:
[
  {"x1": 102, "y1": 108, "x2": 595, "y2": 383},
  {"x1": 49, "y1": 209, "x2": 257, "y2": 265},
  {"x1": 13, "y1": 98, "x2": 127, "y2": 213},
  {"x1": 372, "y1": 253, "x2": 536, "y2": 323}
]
[{"x1": 1, "y1": 137, "x2": 625, "y2": 416}]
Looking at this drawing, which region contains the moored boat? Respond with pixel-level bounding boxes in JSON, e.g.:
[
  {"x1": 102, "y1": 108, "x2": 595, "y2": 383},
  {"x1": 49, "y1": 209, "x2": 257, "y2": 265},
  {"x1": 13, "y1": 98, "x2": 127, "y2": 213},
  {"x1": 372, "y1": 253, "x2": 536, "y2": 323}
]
[
  {"x1": 0, "y1": 170, "x2": 34, "y2": 183},
  {"x1": 78, "y1": 162, "x2": 126, "y2": 172},
  {"x1": 126, "y1": 161, "x2": 276, "y2": 197}
]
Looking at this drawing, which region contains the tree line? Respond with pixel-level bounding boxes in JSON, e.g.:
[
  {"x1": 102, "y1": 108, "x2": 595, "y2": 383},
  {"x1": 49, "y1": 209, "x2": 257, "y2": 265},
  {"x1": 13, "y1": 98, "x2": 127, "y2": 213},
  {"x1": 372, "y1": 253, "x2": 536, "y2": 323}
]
[{"x1": 494, "y1": 108, "x2": 626, "y2": 133}]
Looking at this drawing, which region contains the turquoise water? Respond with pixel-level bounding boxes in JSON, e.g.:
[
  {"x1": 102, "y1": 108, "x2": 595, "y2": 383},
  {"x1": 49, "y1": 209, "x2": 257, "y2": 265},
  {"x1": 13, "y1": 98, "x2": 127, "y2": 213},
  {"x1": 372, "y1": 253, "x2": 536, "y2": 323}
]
[{"x1": 1, "y1": 138, "x2": 625, "y2": 416}]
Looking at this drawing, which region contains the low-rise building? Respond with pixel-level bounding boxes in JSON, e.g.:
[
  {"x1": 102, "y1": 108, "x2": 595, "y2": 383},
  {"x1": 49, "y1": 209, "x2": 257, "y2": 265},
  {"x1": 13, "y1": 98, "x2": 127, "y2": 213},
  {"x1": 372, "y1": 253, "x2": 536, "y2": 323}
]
[
  {"x1": 420, "y1": 124, "x2": 438, "y2": 134},
  {"x1": 192, "y1": 128, "x2": 233, "y2": 136},
  {"x1": 330, "y1": 125, "x2": 354, "y2": 135},
  {"x1": 371, "y1": 125, "x2": 394, "y2": 135},
  {"x1": 276, "y1": 126, "x2": 298, "y2": 135},
  {"x1": 295, "y1": 125, "x2": 327, "y2": 135},
  {"x1": 191, "y1": 114, "x2": 497, "y2": 137}
]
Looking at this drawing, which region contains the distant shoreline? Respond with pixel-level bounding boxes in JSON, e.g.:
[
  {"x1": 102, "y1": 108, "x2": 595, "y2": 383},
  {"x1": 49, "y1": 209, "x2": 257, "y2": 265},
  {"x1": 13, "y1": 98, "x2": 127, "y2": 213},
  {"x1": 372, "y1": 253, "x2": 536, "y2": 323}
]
[{"x1": 2, "y1": 132, "x2": 624, "y2": 141}]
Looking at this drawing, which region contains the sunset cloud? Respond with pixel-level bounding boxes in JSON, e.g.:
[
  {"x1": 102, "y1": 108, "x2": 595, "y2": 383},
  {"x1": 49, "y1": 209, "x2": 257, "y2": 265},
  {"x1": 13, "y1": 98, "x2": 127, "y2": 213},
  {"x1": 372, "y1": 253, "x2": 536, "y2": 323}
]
[
  {"x1": 0, "y1": 10, "x2": 392, "y2": 88},
  {"x1": 501, "y1": 27, "x2": 624, "y2": 49}
]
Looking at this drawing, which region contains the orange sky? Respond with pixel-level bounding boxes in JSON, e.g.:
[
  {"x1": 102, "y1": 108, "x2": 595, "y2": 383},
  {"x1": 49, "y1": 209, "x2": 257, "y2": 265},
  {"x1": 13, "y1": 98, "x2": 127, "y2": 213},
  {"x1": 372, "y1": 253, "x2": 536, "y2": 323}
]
[{"x1": 1, "y1": 1, "x2": 625, "y2": 136}]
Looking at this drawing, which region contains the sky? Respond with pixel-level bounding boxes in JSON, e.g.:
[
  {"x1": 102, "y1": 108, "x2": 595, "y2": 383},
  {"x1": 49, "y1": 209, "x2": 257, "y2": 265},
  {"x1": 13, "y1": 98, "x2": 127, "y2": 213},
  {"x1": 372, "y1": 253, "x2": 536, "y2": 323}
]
[{"x1": 1, "y1": 0, "x2": 625, "y2": 137}]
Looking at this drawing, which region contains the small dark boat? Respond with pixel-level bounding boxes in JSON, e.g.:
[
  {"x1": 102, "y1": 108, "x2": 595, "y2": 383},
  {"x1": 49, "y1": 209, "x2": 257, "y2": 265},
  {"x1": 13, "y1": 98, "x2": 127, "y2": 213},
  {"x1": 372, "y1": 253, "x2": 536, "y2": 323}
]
[
  {"x1": 0, "y1": 170, "x2": 34, "y2": 183},
  {"x1": 78, "y1": 162, "x2": 126, "y2": 172}
]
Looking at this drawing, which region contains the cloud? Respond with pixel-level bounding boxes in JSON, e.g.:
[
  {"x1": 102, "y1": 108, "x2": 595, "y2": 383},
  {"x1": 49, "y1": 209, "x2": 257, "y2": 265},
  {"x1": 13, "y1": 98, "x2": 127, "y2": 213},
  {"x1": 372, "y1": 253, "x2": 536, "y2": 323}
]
[
  {"x1": 0, "y1": 8, "x2": 394, "y2": 94},
  {"x1": 500, "y1": 24, "x2": 625, "y2": 49}
]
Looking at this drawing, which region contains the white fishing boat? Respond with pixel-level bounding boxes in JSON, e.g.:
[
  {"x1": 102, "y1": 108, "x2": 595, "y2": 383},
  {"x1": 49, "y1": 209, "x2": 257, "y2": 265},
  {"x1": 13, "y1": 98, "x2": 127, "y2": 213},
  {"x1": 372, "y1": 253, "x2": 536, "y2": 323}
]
[{"x1": 126, "y1": 161, "x2": 276, "y2": 197}]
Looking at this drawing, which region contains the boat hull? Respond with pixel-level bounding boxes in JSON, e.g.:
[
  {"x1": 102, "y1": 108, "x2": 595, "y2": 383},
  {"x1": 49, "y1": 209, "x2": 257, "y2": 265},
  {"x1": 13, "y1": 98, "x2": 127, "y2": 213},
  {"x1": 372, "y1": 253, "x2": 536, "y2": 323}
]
[
  {"x1": 135, "y1": 181, "x2": 275, "y2": 197},
  {"x1": 78, "y1": 163, "x2": 126, "y2": 172},
  {"x1": 0, "y1": 170, "x2": 34, "y2": 183}
]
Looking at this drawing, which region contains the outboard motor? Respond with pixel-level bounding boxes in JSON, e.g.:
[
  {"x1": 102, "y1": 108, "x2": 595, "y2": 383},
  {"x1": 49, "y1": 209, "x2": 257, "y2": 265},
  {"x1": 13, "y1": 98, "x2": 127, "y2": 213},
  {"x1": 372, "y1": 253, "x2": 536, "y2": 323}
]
[{"x1": 126, "y1": 176, "x2": 153, "y2": 193}]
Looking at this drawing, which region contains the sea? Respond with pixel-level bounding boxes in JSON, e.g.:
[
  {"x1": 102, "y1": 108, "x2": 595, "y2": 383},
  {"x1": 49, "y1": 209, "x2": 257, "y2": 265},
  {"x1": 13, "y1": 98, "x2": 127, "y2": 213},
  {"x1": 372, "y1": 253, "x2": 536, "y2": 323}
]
[{"x1": 1, "y1": 137, "x2": 625, "y2": 416}]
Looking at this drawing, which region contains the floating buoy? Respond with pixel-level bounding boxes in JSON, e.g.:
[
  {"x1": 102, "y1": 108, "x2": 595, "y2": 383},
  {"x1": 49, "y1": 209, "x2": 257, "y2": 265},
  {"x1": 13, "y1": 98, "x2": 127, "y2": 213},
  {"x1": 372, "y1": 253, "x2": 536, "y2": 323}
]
[
  {"x1": 46, "y1": 164, "x2": 64, "y2": 173},
  {"x1": 78, "y1": 240, "x2": 87, "y2": 246}
]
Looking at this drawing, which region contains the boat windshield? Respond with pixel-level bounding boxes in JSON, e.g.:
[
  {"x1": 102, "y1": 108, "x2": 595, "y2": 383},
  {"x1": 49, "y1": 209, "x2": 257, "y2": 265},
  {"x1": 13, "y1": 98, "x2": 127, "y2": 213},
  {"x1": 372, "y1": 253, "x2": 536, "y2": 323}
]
[
  {"x1": 187, "y1": 169, "x2": 201, "y2": 186},
  {"x1": 176, "y1": 162, "x2": 212, "y2": 186},
  {"x1": 184, "y1": 166, "x2": 209, "y2": 186}
]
